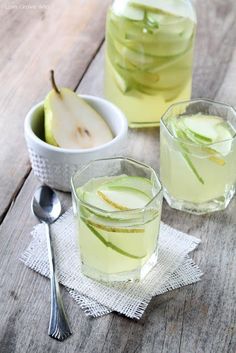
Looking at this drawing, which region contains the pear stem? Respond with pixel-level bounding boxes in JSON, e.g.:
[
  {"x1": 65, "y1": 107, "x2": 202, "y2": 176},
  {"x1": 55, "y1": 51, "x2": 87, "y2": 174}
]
[{"x1": 50, "y1": 70, "x2": 60, "y2": 95}]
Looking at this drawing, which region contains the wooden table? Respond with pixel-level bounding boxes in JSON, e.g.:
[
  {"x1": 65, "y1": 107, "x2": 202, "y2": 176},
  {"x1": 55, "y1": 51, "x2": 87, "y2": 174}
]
[{"x1": 0, "y1": 1, "x2": 235, "y2": 352}]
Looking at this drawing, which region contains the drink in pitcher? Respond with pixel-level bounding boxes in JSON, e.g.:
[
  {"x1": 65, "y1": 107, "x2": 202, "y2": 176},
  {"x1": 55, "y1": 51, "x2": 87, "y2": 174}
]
[{"x1": 105, "y1": 0, "x2": 196, "y2": 127}]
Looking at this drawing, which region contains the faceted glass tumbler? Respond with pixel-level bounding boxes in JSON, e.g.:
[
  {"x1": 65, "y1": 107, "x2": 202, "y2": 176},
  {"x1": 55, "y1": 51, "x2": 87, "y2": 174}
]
[
  {"x1": 160, "y1": 99, "x2": 236, "y2": 215},
  {"x1": 71, "y1": 157, "x2": 163, "y2": 282}
]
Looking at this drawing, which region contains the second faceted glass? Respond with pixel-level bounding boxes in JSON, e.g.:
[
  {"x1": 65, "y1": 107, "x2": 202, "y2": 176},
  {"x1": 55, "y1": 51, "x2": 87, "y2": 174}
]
[
  {"x1": 105, "y1": 0, "x2": 196, "y2": 127},
  {"x1": 71, "y1": 157, "x2": 163, "y2": 282},
  {"x1": 160, "y1": 99, "x2": 236, "y2": 214}
]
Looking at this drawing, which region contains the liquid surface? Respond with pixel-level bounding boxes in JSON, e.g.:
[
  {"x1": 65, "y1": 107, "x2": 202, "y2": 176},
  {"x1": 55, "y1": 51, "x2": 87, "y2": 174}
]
[
  {"x1": 105, "y1": 0, "x2": 196, "y2": 127},
  {"x1": 75, "y1": 175, "x2": 161, "y2": 281},
  {"x1": 161, "y1": 114, "x2": 236, "y2": 212}
]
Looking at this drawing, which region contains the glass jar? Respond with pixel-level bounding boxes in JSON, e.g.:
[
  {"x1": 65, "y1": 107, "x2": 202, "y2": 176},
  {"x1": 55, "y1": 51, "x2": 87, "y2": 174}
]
[{"x1": 104, "y1": 0, "x2": 197, "y2": 127}]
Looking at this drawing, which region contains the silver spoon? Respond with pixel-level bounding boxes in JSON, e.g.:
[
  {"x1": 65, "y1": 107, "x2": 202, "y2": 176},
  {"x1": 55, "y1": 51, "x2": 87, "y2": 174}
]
[{"x1": 31, "y1": 185, "x2": 72, "y2": 341}]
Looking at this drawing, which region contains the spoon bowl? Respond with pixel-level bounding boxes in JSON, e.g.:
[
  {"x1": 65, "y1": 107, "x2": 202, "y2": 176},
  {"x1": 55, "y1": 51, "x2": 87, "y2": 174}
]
[{"x1": 32, "y1": 185, "x2": 61, "y2": 224}]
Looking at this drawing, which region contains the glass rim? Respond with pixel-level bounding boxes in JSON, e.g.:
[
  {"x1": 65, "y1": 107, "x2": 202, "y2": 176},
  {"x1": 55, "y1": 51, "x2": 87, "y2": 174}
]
[
  {"x1": 160, "y1": 98, "x2": 236, "y2": 147},
  {"x1": 71, "y1": 156, "x2": 163, "y2": 214}
]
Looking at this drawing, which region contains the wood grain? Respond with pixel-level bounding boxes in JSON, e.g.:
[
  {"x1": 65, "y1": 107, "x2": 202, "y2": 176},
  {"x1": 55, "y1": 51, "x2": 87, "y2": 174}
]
[
  {"x1": 193, "y1": 0, "x2": 236, "y2": 104},
  {"x1": 0, "y1": 0, "x2": 235, "y2": 352},
  {"x1": 0, "y1": 0, "x2": 112, "y2": 223}
]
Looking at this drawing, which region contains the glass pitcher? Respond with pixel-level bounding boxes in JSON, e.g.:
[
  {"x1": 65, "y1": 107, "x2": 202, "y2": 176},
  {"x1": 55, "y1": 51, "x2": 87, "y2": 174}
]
[{"x1": 104, "y1": 0, "x2": 197, "y2": 127}]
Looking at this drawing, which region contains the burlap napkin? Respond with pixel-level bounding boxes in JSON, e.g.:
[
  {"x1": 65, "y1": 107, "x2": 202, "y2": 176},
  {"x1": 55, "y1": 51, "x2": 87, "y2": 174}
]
[{"x1": 20, "y1": 208, "x2": 203, "y2": 319}]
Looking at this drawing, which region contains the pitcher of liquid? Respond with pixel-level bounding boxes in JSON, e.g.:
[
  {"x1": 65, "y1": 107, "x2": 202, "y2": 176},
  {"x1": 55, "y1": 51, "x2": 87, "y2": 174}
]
[{"x1": 104, "y1": 0, "x2": 197, "y2": 127}]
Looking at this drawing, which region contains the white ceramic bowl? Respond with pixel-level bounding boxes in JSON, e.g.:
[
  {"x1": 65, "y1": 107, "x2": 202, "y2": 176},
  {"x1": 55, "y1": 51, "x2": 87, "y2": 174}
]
[{"x1": 24, "y1": 95, "x2": 128, "y2": 191}]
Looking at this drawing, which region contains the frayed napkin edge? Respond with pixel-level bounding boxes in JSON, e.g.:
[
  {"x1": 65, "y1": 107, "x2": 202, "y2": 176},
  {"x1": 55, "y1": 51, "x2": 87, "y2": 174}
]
[{"x1": 20, "y1": 208, "x2": 203, "y2": 320}]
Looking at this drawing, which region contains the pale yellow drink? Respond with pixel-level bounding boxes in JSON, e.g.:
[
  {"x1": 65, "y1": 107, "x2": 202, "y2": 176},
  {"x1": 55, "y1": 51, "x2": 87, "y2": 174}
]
[
  {"x1": 105, "y1": 0, "x2": 196, "y2": 127},
  {"x1": 75, "y1": 175, "x2": 161, "y2": 282},
  {"x1": 160, "y1": 112, "x2": 236, "y2": 213}
]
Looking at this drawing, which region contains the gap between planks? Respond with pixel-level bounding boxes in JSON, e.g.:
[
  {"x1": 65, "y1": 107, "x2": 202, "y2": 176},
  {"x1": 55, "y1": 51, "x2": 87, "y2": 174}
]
[{"x1": 0, "y1": 37, "x2": 106, "y2": 227}]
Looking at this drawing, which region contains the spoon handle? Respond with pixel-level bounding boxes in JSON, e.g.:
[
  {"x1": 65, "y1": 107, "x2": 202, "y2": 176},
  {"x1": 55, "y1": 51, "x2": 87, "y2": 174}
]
[{"x1": 45, "y1": 223, "x2": 72, "y2": 341}]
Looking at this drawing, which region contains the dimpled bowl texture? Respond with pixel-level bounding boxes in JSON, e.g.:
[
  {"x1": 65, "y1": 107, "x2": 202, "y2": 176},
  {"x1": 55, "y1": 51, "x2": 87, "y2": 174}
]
[{"x1": 24, "y1": 95, "x2": 128, "y2": 191}]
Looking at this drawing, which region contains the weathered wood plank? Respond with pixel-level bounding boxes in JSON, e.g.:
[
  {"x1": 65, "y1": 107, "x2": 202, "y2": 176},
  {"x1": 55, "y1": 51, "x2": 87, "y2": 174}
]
[
  {"x1": 0, "y1": 0, "x2": 235, "y2": 352},
  {"x1": 0, "y1": 0, "x2": 112, "y2": 223},
  {"x1": 77, "y1": 3, "x2": 236, "y2": 352},
  {"x1": 0, "y1": 173, "x2": 112, "y2": 353},
  {"x1": 0, "y1": 161, "x2": 234, "y2": 353},
  {"x1": 192, "y1": 0, "x2": 236, "y2": 105}
]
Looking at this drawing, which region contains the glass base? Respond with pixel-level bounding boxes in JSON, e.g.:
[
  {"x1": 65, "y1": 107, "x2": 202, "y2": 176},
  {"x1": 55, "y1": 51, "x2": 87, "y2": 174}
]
[
  {"x1": 81, "y1": 251, "x2": 158, "y2": 283},
  {"x1": 129, "y1": 121, "x2": 160, "y2": 128},
  {"x1": 163, "y1": 186, "x2": 235, "y2": 215}
]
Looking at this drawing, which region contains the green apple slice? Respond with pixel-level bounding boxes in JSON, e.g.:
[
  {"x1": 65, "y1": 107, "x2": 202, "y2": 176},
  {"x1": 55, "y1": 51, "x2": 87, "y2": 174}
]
[
  {"x1": 80, "y1": 202, "x2": 159, "y2": 232},
  {"x1": 210, "y1": 123, "x2": 234, "y2": 156},
  {"x1": 146, "y1": 12, "x2": 194, "y2": 38},
  {"x1": 176, "y1": 121, "x2": 225, "y2": 166},
  {"x1": 109, "y1": 16, "x2": 193, "y2": 59},
  {"x1": 112, "y1": 1, "x2": 144, "y2": 21},
  {"x1": 146, "y1": 11, "x2": 194, "y2": 40},
  {"x1": 113, "y1": 69, "x2": 131, "y2": 93},
  {"x1": 97, "y1": 188, "x2": 151, "y2": 211},
  {"x1": 169, "y1": 120, "x2": 204, "y2": 184},
  {"x1": 111, "y1": 37, "x2": 158, "y2": 67},
  {"x1": 81, "y1": 188, "x2": 150, "y2": 221},
  {"x1": 101, "y1": 176, "x2": 153, "y2": 197},
  {"x1": 185, "y1": 130, "x2": 213, "y2": 144},
  {"x1": 82, "y1": 188, "x2": 150, "y2": 218},
  {"x1": 85, "y1": 218, "x2": 144, "y2": 233},
  {"x1": 181, "y1": 115, "x2": 234, "y2": 157},
  {"x1": 83, "y1": 206, "x2": 159, "y2": 226},
  {"x1": 78, "y1": 176, "x2": 159, "y2": 225},
  {"x1": 162, "y1": 86, "x2": 183, "y2": 102},
  {"x1": 182, "y1": 115, "x2": 222, "y2": 141},
  {"x1": 83, "y1": 221, "x2": 146, "y2": 259},
  {"x1": 176, "y1": 119, "x2": 213, "y2": 144},
  {"x1": 132, "y1": 71, "x2": 160, "y2": 87},
  {"x1": 120, "y1": 46, "x2": 158, "y2": 67},
  {"x1": 129, "y1": 0, "x2": 196, "y2": 22},
  {"x1": 175, "y1": 129, "x2": 205, "y2": 185},
  {"x1": 171, "y1": 114, "x2": 235, "y2": 171},
  {"x1": 146, "y1": 11, "x2": 181, "y2": 27},
  {"x1": 204, "y1": 148, "x2": 226, "y2": 166},
  {"x1": 83, "y1": 191, "x2": 115, "y2": 211},
  {"x1": 97, "y1": 190, "x2": 131, "y2": 210},
  {"x1": 115, "y1": 59, "x2": 137, "y2": 73},
  {"x1": 123, "y1": 32, "x2": 192, "y2": 58}
]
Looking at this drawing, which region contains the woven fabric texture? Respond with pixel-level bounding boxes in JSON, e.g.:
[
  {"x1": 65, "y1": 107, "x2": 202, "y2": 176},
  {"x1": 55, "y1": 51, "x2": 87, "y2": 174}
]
[{"x1": 20, "y1": 208, "x2": 203, "y2": 319}]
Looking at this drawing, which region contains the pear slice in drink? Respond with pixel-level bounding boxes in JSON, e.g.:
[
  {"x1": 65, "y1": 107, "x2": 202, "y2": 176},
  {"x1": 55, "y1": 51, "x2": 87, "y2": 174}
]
[
  {"x1": 181, "y1": 115, "x2": 234, "y2": 157},
  {"x1": 170, "y1": 115, "x2": 235, "y2": 179},
  {"x1": 84, "y1": 219, "x2": 144, "y2": 234},
  {"x1": 100, "y1": 175, "x2": 153, "y2": 197},
  {"x1": 78, "y1": 175, "x2": 158, "y2": 231},
  {"x1": 181, "y1": 115, "x2": 221, "y2": 141},
  {"x1": 77, "y1": 175, "x2": 159, "y2": 260},
  {"x1": 211, "y1": 123, "x2": 234, "y2": 156},
  {"x1": 82, "y1": 221, "x2": 146, "y2": 259},
  {"x1": 81, "y1": 189, "x2": 138, "y2": 220},
  {"x1": 82, "y1": 191, "x2": 114, "y2": 211},
  {"x1": 97, "y1": 188, "x2": 150, "y2": 211}
]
